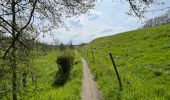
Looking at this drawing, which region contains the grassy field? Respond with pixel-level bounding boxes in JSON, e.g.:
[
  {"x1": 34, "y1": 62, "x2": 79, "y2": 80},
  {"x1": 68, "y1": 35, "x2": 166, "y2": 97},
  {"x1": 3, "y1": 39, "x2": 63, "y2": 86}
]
[
  {"x1": 0, "y1": 50, "x2": 82, "y2": 100},
  {"x1": 79, "y1": 24, "x2": 170, "y2": 100}
]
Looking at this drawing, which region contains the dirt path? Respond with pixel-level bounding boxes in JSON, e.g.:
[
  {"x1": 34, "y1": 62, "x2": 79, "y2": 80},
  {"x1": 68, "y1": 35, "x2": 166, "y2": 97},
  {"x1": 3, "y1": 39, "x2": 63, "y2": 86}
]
[{"x1": 81, "y1": 57, "x2": 103, "y2": 100}]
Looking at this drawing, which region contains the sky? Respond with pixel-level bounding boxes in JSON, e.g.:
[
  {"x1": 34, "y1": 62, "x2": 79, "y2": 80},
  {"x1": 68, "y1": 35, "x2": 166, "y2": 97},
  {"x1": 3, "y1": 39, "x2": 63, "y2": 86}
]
[{"x1": 39, "y1": 0, "x2": 170, "y2": 45}]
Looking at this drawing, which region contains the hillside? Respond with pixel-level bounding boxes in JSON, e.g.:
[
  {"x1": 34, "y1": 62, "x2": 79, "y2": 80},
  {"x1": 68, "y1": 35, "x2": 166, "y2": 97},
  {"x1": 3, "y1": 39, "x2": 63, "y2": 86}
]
[{"x1": 80, "y1": 24, "x2": 170, "y2": 100}]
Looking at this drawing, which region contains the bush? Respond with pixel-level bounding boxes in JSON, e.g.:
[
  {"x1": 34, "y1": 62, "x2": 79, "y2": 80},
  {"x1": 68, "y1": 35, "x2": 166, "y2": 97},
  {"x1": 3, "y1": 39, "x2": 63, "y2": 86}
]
[{"x1": 56, "y1": 51, "x2": 75, "y2": 73}]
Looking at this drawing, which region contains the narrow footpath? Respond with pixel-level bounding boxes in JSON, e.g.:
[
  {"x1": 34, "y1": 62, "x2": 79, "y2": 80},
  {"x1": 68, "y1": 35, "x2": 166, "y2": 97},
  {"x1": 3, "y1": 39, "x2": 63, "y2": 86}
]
[{"x1": 81, "y1": 57, "x2": 103, "y2": 100}]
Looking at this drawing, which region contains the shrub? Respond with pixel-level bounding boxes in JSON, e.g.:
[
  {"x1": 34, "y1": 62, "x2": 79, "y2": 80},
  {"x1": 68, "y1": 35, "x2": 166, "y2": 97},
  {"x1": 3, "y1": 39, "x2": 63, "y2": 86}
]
[{"x1": 56, "y1": 51, "x2": 75, "y2": 73}]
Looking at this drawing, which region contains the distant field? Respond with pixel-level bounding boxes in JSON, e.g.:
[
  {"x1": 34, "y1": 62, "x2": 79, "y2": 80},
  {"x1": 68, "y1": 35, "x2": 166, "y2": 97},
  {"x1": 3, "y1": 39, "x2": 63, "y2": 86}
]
[{"x1": 79, "y1": 24, "x2": 170, "y2": 100}]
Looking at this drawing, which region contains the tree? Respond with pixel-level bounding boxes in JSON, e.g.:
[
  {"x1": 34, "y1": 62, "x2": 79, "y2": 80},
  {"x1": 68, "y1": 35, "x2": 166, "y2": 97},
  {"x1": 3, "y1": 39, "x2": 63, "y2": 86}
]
[{"x1": 0, "y1": 0, "x2": 95, "y2": 100}]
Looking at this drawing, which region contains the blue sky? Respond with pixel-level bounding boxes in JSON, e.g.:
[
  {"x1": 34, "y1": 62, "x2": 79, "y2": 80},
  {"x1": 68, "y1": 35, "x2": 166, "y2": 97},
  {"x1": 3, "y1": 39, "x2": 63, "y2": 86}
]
[{"x1": 40, "y1": 0, "x2": 170, "y2": 45}]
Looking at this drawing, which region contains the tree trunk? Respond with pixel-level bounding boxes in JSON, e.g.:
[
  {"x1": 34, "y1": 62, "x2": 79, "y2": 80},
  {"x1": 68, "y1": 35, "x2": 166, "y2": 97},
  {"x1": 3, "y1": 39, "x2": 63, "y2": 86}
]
[
  {"x1": 22, "y1": 70, "x2": 27, "y2": 87},
  {"x1": 11, "y1": 0, "x2": 17, "y2": 99},
  {"x1": 11, "y1": 45, "x2": 17, "y2": 100}
]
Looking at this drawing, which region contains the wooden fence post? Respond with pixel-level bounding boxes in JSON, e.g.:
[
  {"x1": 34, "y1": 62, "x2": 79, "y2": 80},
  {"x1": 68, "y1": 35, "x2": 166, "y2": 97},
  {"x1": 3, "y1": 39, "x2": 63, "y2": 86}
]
[
  {"x1": 91, "y1": 50, "x2": 95, "y2": 61},
  {"x1": 109, "y1": 52, "x2": 122, "y2": 91}
]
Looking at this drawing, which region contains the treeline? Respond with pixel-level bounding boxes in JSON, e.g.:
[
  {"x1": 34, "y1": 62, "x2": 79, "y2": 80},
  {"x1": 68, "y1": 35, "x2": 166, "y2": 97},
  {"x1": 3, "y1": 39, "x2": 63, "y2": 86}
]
[
  {"x1": 143, "y1": 9, "x2": 170, "y2": 28},
  {"x1": 0, "y1": 32, "x2": 55, "y2": 55}
]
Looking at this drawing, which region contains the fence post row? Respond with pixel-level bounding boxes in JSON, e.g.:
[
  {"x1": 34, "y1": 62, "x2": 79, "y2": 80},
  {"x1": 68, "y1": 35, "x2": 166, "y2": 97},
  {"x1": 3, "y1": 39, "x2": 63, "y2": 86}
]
[{"x1": 109, "y1": 52, "x2": 122, "y2": 91}]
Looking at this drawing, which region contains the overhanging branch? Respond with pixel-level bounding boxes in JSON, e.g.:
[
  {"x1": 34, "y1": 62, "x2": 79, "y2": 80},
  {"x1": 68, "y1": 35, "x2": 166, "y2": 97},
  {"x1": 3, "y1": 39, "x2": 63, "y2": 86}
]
[
  {"x1": 2, "y1": 44, "x2": 13, "y2": 59},
  {"x1": 0, "y1": 16, "x2": 12, "y2": 27},
  {"x1": 19, "y1": 0, "x2": 38, "y2": 32},
  {"x1": 128, "y1": 0, "x2": 141, "y2": 18},
  {"x1": 17, "y1": 39, "x2": 29, "y2": 50},
  {"x1": 0, "y1": 24, "x2": 12, "y2": 34}
]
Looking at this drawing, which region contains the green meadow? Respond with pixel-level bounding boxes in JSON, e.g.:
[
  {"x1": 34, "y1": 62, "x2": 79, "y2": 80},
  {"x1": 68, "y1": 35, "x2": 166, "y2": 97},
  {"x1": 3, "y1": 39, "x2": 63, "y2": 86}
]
[
  {"x1": 29, "y1": 51, "x2": 82, "y2": 100},
  {"x1": 1, "y1": 51, "x2": 83, "y2": 100},
  {"x1": 79, "y1": 24, "x2": 170, "y2": 100}
]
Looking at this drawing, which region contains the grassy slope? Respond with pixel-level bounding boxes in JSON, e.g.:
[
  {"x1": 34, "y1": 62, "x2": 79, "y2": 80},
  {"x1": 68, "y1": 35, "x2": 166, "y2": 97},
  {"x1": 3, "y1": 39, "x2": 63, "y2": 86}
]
[
  {"x1": 80, "y1": 24, "x2": 170, "y2": 100},
  {"x1": 22, "y1": 51, "x2": 83, "y2": 100}
]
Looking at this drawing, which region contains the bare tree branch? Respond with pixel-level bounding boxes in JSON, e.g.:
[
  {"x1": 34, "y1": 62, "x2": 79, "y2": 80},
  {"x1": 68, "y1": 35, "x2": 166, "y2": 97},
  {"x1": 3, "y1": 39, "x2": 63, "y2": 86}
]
[
  {"x1": 0, "y1": 16, "x2": 12, "y2": 27},
  {"x1": 17, "y1": 39, "x2": 29, "y2": 50},
  {"x1": 19, "y1": 0, "x2": 38, "y2": 32},
  {"x1": 2, "y1": 44, "x2": 13, "y2": 59},
  {"x1": 0, "y1": 24, "x2": 12, "y2": 34},
  {"x1": 128, "y1": 0, "x2": 142, "y2": 18}
]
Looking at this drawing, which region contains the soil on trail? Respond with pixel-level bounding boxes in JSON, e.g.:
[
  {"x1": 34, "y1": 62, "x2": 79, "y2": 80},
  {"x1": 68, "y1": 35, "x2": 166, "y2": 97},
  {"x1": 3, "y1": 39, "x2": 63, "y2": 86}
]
[{"x1": 81, "y1": 58, "x2": 103, "y2": 100}]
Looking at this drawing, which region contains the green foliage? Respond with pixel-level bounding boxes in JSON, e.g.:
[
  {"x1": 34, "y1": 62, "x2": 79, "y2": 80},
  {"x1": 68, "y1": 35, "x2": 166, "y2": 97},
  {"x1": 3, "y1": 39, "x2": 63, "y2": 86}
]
[
  {"x1": 56, "y1": 51, "x2": 75, "y2": 73},
  {"x1": 0, "y1": 59, "x2": 11, "y2": 99},
  {"x1": 79, "y1": 24, "x2": 170, "y2": 100}
]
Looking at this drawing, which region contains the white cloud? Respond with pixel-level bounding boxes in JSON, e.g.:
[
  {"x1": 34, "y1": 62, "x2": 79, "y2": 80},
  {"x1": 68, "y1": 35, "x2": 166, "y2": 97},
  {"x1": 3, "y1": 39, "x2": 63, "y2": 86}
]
[
  {"x1": 39, "y1": 0, "x2": 170, "y2": 45},
  {"x1": 124, "y1": 17, "x2": 141, "y2": 24},
  {"x1": 69, "y1": 20, "x2": 83, "y2": 28}
]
